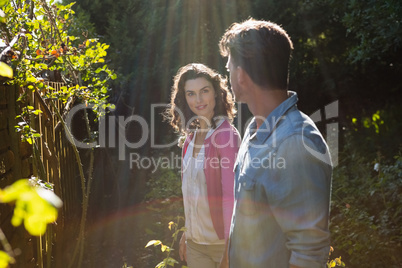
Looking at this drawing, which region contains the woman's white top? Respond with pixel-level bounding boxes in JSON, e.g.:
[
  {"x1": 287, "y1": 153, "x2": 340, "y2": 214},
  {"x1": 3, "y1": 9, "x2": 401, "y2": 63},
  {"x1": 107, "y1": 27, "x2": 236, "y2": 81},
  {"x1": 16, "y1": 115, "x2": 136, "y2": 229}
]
[{"x1": 182, "y1": 120, "x2": 225, "y2": 245}]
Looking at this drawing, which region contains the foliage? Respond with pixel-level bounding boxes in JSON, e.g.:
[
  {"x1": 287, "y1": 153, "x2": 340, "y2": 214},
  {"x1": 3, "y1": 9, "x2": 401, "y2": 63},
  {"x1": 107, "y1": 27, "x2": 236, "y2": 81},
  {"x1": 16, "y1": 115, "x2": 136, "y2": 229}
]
[
  {"x1": 0, "y1": 179, "x2": 62, "y2": 236},
  {"x1": 121, "y1": 262, "x2": 133, "y2": 268},
  {"x1": 0, "y1": 250, "x2": 13, "y2": 268},
  {"x1": 0, "y1": 61, "x2": 12, "y2": 77},
  {"x1": 330, "y1": 137, "x2": 402, "y2": 267},
  {"x1": 340, "y1": 0, "x2": 402, "y2": 63},
  {"x1": 249, "y1": 0, "x2": 401, "y2": 121},
  {"x1": 145, "y1": 166, "x2": 182, "y2": 201},
  {"x1": 327, "y1": 246, "x2": 345, "y2": 267},
  {"x1": 145, "y1": 218, "x2": 187, "y2": 268},
  {"x1": 0, "y1": 0, "x2": 116, "y2": 267},
  {"x1": 348, "y1": 105, "x2": 402, "y2": 160},
  {"x1": 0, "y1": 178, "x2": 62, "y2": 267},
  {"x1": 142, "y1": 162, "x2": 185, "y2": 267},
  {"x1": 14, "y1": 105, "x2": 42, "y2": 144},
  {"x1": 1, "y1": 0, "x2": 116, "y2": 116}
]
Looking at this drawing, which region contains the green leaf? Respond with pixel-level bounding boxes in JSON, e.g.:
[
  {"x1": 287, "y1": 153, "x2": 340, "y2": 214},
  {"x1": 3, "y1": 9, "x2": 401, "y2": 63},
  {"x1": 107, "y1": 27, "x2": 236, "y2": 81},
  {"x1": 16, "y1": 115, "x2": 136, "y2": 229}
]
[
  {"x1": 0, "y1": 179, "x2": 62, "y2": 236},
  {"x1": 0, "y1": 9, "x2": 6, "y2": 25},
  {"x1": 0, "y1": 250, "x2": 13, "y2": 268},
  {"x1": 145, "y1": 240, "x2": 162, "y2": 248},
  {"x1": 165, "y1": 257, "x2": 179, "y2": 266},
  {"x1": 372, "y1": 112, "x2": 380, "y2": 121},
  {"x1": 26, "y1": 76, "x2": 37, "y2": 83},
  {"x1": 0, "y1": 62, "x2": 13, "y2": 78},
  {"x1": 25, "y1": 215, "x2": 47, "y2": 236}
]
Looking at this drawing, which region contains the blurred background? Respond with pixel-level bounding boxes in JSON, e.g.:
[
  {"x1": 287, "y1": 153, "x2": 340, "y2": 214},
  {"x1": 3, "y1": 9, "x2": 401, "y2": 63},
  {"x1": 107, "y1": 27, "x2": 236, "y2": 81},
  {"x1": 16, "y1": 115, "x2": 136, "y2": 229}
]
[{"x1": 59, "y1": 0, "x2": 402, "y2": 267}]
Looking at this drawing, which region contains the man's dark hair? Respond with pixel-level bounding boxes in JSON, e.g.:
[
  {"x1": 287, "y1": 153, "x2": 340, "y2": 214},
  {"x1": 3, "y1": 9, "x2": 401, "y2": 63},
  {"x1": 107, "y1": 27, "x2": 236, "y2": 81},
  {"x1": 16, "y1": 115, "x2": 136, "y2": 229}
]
[{"x1": 219, "y1": 18, "x2": 294, "y2": 90}]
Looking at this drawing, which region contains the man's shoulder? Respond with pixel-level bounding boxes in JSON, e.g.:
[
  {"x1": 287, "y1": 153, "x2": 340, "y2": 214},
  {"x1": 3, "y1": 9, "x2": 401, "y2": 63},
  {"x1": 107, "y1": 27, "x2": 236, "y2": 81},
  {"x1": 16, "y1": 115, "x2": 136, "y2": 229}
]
[
  {"x1": 277, "y1": 109, "x2": 320, "y2": 137},
  {"x1": 275, "y1": 109, "x2": 328, "y2": 153},
  {"x1": 276, "y1": 119, "x2": 331, "y2": 166}
]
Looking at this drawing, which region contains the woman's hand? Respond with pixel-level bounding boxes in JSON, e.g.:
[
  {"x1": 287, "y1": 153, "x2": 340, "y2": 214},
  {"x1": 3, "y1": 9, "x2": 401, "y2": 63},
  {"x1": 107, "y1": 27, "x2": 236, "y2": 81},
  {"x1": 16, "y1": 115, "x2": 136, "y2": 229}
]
[
  {"x1": 219, "y1": 254, "x2": 229, "y2": 268},
  {"x1": 219, "y1": 239, "x2": 229, "y2": 268},
  {"x1": 179, "y1": 232, "x2": 187, "y2": 262}
]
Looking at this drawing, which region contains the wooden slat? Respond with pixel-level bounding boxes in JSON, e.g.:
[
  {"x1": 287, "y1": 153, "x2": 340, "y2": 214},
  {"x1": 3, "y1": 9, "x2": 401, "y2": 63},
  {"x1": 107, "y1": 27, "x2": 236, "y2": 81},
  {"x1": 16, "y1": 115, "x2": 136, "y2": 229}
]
[
  {"x1": 0, "y1": 109, "x2": 7, "y2": 130},
  {"x1": 0, "y1": 150, "x2": 14, "y2": 175},
  {"x1": 0, "y1": 85, "x2": 7, "y2": 105},
  {"x1": 0, "y1": 129, "x2": 10, "y2": 151}
]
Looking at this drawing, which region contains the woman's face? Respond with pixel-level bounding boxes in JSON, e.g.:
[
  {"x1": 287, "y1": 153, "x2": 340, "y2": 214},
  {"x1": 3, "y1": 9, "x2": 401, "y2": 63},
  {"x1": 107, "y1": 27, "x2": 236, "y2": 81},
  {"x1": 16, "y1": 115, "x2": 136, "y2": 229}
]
[{"x1": 184, "y1": 77, "x2": 216, "y2": 121}]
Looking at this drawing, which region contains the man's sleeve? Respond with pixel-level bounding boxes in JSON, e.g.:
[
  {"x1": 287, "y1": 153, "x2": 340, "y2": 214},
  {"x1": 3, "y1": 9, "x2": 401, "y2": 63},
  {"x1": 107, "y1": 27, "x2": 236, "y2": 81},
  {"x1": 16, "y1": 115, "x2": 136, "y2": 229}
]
[{"x1": 267, "y1": 134, "x2": 332, "y2": 267}]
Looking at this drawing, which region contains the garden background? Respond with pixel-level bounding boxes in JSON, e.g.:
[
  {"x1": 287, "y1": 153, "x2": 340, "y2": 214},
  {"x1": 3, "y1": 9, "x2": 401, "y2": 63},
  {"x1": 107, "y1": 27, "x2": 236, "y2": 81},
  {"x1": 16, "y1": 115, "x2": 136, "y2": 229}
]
[{"x1": 0, "y1": 0, "x2": 401, "y2": 267}]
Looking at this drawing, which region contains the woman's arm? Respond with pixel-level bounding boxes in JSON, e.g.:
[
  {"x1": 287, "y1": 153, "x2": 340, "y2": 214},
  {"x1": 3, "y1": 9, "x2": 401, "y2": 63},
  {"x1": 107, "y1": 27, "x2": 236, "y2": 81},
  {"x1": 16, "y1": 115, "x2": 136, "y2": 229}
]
[{"x1": 218, "y1": 128, "x2": 240, "y2": 239}]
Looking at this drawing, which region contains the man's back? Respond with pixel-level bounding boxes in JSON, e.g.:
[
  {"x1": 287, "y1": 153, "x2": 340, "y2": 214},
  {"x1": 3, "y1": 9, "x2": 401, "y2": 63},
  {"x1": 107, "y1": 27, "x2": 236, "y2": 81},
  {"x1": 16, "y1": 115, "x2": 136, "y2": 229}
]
[{"x1": 229, "y1": 92, "x2": 332, "y2": 268}]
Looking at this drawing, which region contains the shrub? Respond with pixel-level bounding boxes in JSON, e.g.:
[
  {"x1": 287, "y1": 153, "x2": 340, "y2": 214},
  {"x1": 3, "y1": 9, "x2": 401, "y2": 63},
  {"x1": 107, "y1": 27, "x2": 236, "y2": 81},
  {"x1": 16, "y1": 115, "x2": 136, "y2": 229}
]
[{"x1": 330, "y1": 138, "x2": 402, "y2": 267}]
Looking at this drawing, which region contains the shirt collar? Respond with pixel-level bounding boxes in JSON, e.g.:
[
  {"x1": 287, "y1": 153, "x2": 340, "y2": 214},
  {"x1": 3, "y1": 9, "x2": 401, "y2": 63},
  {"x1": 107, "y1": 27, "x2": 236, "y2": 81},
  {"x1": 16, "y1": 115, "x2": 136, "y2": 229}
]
[
  {"x1": 191, "y1": 118, "x2": 226, "y2": 142},
  {"x1": 205, "y1": 118, "x2": 225, "y2": 139},
  {"x1": 249, "y1": 91, "x2": 298, "y2": 142}
]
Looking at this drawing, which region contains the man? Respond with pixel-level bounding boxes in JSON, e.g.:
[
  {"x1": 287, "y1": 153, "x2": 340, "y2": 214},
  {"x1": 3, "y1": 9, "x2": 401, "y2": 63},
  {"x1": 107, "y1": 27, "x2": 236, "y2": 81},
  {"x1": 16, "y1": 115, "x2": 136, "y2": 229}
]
[{"x1": 219, "y1": 18, "x2": 332, "y2": 268}]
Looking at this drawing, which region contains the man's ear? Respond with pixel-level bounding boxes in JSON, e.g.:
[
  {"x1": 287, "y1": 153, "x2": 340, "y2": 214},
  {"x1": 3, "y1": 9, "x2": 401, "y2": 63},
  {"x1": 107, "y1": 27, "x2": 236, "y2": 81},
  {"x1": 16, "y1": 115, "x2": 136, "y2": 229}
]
[{"x1": 237, "y1": 67, "x2": 250, "y2": 87}]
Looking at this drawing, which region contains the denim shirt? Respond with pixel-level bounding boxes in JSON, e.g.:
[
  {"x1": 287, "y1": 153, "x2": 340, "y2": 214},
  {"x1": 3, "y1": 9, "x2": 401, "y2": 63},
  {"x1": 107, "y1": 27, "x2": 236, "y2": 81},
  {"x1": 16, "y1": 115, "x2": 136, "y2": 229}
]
[{"x1": 229, "y1": 91, "x2": 332, "y2": 268}]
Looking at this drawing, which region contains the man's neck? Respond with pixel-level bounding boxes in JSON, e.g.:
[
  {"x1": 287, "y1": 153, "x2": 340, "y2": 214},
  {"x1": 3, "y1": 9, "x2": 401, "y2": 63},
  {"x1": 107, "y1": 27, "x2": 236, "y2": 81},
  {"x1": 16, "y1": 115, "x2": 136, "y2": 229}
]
[{"x1": 247, "y1": 88, "x2": 289, "y2": 129}]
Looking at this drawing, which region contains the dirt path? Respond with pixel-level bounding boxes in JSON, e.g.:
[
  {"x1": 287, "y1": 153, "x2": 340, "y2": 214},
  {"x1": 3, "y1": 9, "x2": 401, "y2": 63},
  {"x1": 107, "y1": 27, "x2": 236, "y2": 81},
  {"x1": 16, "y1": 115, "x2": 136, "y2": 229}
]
[{"x1": 82, "y1": 198, "x2": 184, "y2": 268}]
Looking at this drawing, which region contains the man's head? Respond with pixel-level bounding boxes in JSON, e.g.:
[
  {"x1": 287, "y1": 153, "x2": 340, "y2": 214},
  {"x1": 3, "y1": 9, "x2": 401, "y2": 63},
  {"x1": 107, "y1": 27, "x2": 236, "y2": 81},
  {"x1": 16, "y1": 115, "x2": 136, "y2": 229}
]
[{"x1": 219, "y1": 18, "x2": 293, "y2": 91}]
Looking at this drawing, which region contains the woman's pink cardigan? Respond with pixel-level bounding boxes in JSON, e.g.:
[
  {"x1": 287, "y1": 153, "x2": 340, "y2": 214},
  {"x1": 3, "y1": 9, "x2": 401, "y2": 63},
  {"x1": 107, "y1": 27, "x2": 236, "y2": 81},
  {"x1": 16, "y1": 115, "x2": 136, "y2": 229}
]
[{"x1": 182, "y1": 120, "x2": 240, "y2": 240}]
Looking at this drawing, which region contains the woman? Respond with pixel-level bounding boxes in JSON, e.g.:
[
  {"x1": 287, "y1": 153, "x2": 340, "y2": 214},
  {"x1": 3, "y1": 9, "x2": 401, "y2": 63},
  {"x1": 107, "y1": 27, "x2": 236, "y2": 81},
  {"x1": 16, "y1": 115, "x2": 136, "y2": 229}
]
[{"x1": 165, "y1": 63, "x2": 240, "y2": 268}]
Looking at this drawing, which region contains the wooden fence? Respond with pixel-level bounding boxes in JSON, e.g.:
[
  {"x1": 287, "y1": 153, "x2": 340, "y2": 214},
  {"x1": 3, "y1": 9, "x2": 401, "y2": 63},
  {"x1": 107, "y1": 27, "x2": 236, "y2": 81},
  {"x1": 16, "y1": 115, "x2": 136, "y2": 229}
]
[
  {"x1": 0, "y1": 82, "x2": 83, "y2": 268},
  {"x1": 1, "y1": 83, "x2": 36, "y2": 267},
  {"x1": 34, "y1": 81, "x2": 84, "y2": 268}
]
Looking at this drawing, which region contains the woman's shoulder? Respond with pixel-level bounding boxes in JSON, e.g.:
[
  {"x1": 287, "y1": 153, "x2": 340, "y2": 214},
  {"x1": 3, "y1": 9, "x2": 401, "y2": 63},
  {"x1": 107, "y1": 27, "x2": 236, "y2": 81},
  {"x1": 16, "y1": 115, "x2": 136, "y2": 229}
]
[
  {"x1": 216, "y1": 119, "x2": 240, "y2": 135},
  {"x1": 210, "y1": 119, "x2": 240, "y2": 145}
]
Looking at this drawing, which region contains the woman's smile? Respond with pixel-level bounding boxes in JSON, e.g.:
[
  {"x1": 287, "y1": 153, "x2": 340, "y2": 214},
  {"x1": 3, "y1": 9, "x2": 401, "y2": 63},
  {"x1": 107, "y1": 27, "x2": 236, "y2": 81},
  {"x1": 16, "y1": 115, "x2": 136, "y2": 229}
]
[{"x1": 196, "y1": 104, "x2": 207, "y2": 110}]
